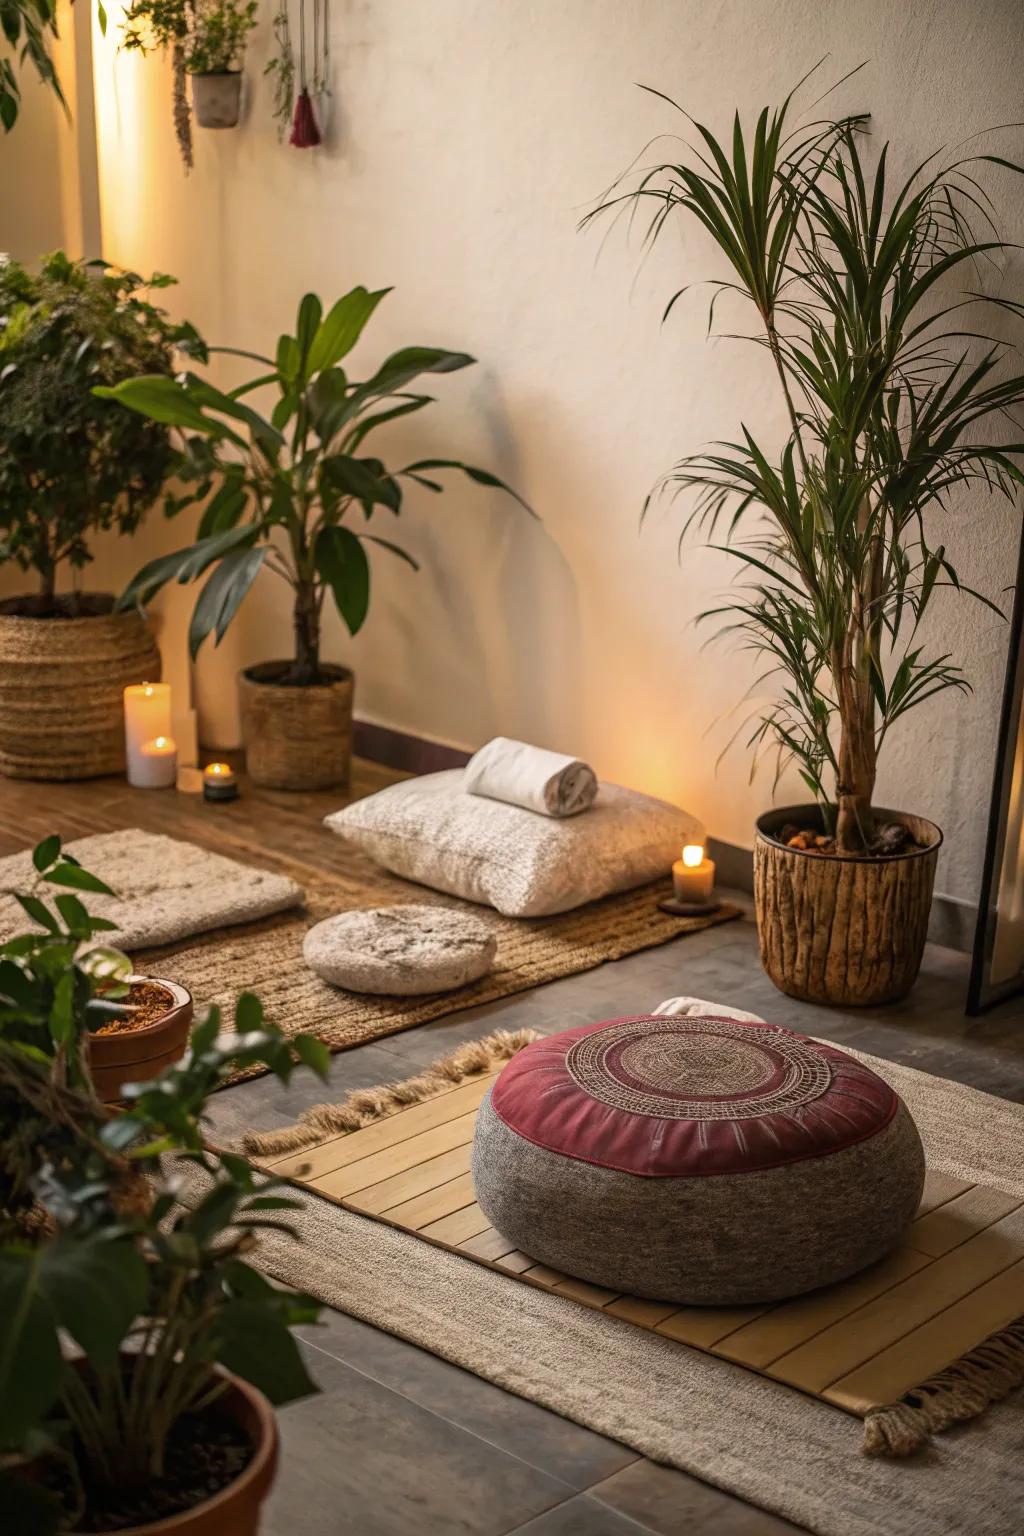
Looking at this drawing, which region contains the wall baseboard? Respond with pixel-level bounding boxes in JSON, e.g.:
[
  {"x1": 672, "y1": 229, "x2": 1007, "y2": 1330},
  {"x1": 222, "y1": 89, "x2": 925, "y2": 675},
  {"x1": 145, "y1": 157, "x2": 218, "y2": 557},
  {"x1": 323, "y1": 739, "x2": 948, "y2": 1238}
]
[
  {"x1": 353, "y1": 718, "x2": 471, "y2": 775},
  {"x1": 355, "y1": 722, "x2": 976, "y2": 956}
]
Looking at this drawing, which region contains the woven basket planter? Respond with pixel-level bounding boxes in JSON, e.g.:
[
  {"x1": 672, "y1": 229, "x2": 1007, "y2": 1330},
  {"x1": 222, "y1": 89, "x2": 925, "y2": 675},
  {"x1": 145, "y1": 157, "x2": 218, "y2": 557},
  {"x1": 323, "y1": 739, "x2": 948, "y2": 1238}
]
[
  {"x1": 754, "y1": 804, "x2": 942, "y2": 1007},
  {"x1": 0, "y1": 608, "x2": 161, "y2": 780},
  {"x1": 238, "y1": 661, "x2": 354, "y2": 791}
]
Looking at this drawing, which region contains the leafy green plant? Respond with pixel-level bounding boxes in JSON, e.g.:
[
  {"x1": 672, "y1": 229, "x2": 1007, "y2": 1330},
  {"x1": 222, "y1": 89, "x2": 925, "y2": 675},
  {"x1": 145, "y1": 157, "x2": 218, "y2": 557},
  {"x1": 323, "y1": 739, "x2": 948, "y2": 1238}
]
[
  {"x1": 0, "y1": 836, "x2": 329, "y2": 1532},
  {"x1": 0, "y1": 835, "x2": 128, "y2": 1236},
  {"x1": 587, "y1": 78, "x2": 1024, "y2": 850},
  {"x1": 0, "y1": 252, "x2": 206, "y2": 615},
  {"x1": 185, "y1": 0, "x2": 257, "y2": 75},
  {"x1": 0, "y1": 0, "x2": 65, "y2": 133},
  {"x1": 100, "y1": 286, "x2": 531, "y2": 684}
]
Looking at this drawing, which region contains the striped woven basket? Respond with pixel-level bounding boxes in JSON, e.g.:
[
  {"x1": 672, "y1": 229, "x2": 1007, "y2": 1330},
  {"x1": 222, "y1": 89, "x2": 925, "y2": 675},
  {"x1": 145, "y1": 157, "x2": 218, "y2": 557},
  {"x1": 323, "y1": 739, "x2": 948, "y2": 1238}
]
[{"x1": 0, "y1": 609, "x2": 161, "y2": 780}]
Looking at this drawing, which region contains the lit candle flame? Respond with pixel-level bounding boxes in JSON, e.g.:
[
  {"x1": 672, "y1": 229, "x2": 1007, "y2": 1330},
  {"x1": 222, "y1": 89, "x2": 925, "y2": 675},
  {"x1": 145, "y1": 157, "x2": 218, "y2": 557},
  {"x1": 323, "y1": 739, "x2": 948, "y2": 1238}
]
[{"x1": 682, "y1": 844, "x2": 704, "y2": 868}]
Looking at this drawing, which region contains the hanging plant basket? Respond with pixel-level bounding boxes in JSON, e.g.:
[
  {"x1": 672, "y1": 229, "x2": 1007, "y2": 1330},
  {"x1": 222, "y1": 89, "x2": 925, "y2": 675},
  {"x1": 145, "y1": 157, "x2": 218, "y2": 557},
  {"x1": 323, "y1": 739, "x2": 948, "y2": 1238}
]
[{"x1": 191, "y1": 70, "x2": 243, "y2": 129}]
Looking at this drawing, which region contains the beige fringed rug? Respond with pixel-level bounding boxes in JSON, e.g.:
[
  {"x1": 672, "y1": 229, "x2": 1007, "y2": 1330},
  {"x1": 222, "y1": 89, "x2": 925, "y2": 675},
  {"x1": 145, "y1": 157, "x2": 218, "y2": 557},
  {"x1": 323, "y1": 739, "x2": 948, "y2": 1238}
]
[
  {"x1": 223, "y1": 1035, "x2": 1024, "y2": 1535},
  {"x1": 126, "y1": 838, "x2": 739, "y2": 1079},
  {"x1": 243, "y1": 1031, "x2": 1024, "y2": 1461}
]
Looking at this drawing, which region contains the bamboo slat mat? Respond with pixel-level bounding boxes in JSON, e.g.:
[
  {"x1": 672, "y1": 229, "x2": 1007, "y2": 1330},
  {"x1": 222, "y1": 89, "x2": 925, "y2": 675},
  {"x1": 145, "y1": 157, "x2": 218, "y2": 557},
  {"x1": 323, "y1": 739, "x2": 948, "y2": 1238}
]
[{"x1": 252, "y1": 1069, "x2": 1024, "y2": 1421}]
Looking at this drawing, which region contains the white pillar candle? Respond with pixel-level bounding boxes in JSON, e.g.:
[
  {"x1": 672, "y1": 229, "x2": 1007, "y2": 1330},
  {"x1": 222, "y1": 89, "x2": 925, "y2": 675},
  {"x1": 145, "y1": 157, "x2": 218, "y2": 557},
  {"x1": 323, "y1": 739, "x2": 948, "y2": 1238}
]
[
  {"x1": 672, "y1": 844, "x2": 716, "y2": 905},
  {"x1": 132, "y1": 735, "x2": 177, "y2": 790},
  {"x1": 124, "y1": 683, "x2": 172, "y2": 783}
]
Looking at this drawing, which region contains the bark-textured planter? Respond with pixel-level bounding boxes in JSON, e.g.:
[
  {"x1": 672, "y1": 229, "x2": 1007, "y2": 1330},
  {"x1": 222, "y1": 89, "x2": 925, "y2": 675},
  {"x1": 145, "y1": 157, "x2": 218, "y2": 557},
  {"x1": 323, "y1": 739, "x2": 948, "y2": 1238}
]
[
  {"x1": 191, "y1": 71, "x2": 243, "y2": 129},
  {"x1": 238, "y1": 661, "x2": 354, "y2": 791},
  {"x1": 88, "y1": 977, "x2": 193, "y2": 1104},
  {"x1": 754, "y1": 804, "x2": 942, "y2": 1007},
  {"x1": 68, "y1": 1367, "x2": 279, "y2": 1536},
  {"x1": 0, "y1": 606, "x2": 161, "y2": 780}
]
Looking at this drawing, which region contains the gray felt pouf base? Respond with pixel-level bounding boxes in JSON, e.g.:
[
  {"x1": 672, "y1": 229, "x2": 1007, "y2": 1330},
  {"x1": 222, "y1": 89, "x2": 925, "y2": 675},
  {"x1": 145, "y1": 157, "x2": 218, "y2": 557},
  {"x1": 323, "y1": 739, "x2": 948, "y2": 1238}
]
[{"x1": 472, "y1": 1091, "x2": 926, "y2": 1305}]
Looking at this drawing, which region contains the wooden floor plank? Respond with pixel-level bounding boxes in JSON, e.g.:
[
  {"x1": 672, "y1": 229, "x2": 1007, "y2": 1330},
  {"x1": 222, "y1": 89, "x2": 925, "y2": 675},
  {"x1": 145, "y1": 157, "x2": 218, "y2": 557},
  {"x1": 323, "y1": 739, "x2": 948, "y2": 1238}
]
[
  {"x1": 493, "y1": 1250, "x2": 536, "y2": 1275},
  {"x1": 908, "y1": 1185, "x2": 1022, "y2": 1257},
  {"x1": 523, "y1": 1263, "x2": 573, "y2": 1287},
  {"x1": 553, "y1": 1277, "x2": 621, "y2": 1308},
  {"x1": 604, "y1": 1297, "x2": 681, "y2": 1328},
  {"x1": 458, "y1": 1227, "x2": 519, "y2": 1263},
  {"x1": 655, "y1": 1303, "x2": 768, "y2": 1350},
  {"x1": 825, "y1": 1257, "x2": 1024, "y2": 1414},
  {"x1": 769, "y1": 1204, "x2": 1024, "y2": 1393},
  {"x1": 420, "y1": 1203, "x2": 493, "y2": 1246},
  {"x1": 336, "y1": 1143, "x2": 473, "y2": 1214},
  {"x1": 310, "y1": 1113, "x2": 477, "y2": 1200},
  {"x1": 264, "y1": 1076, "x2": 497, "y2": 1179},
  {"x1": 714, "y1": 1247, "x2": 930, "y2": 1369},
  {"x1": 376, "y1": 1171, "x2": 478, "y2": 1229}
]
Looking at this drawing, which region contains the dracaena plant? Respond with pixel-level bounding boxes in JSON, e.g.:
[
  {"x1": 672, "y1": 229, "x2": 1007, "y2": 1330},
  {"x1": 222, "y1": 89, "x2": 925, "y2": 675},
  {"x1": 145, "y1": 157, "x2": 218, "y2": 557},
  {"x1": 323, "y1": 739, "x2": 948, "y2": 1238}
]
[
  {"x1": 586, "y1": 77, "x2": 1024, "y2": 851},
  {"x1": 99, "y1": 286, "x2": 530, "y2": 684},
  {"x1": 0, "y1": 836, "x2": 329, "y2": 1533}
]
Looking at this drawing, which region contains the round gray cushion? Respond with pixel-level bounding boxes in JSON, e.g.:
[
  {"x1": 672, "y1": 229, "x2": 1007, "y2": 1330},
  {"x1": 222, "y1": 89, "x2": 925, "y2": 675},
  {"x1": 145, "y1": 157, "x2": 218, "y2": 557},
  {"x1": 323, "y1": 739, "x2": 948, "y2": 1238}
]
[
  {"x1": 472, "y1": 1015, "x2": 926, "y2": 1305},
  {"x1": 303, "y1": 905, "x2": 497, "y2": 996}
]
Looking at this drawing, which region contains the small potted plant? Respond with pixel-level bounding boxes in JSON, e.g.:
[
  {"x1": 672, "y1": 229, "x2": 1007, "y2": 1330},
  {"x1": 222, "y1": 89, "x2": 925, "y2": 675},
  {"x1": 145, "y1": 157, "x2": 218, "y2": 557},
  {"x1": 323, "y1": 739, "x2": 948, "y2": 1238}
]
[
  {"x1": 0, "y1": 833, "x2": 195, "y2": 1103},
  {"x1": 0, "y1": 253, "x2": 205, "y2": 780},
  {"x1": 590, "y1": 84, "x2": 1024, "y2": 1005},
  {"x1": 0, "y1": 836, "x2": 330, "y2": 1533},
  {"x1": 100, "y1": 287, "x2": 531, "y2": 791},
  {"x1": 187, "y1": 0, "x2": 258, "y2": 129}
]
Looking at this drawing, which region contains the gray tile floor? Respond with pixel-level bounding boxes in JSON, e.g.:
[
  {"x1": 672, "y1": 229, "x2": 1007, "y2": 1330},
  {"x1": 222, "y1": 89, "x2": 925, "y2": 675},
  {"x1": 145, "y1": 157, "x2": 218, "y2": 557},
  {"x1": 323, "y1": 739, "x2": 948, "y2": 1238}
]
[{"x1": 204, "y1": 892, "x2": 1024, "y2": 1535}]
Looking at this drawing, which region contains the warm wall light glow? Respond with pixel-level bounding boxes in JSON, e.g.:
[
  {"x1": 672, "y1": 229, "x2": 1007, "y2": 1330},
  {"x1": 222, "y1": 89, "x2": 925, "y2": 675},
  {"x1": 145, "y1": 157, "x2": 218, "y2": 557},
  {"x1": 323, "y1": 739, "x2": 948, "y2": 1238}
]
[{"x1": 682, "y1": 844, "x2": 705, "y2": 868}]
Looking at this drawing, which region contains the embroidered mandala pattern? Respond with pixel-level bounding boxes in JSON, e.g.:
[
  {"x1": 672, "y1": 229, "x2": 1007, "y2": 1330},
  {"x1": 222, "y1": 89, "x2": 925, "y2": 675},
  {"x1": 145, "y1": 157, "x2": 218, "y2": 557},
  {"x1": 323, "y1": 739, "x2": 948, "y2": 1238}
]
[{"x1": 564, "y1": 1017, "x2": 832, "y2": 1120}]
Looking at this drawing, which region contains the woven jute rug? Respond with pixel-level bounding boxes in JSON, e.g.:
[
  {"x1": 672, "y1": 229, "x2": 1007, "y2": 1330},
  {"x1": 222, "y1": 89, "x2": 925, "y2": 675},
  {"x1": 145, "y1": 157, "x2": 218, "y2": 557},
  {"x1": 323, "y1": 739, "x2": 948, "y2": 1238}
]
[
  {"x1": 206, "y1": 1027, "x2": 1024, "y2": 1536},
  {"x1": 130, "y1": 839, "x2": 739, "y2": 1078}
]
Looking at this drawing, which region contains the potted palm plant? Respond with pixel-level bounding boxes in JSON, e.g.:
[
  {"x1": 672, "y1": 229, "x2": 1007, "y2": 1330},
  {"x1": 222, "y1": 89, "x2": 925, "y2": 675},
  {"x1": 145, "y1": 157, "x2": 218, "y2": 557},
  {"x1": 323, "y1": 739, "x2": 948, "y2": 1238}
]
[
  {"x1": 100, "y1": 286, "x2": 530, "y2": 791},
  {"x1": 0, "y1": 836, "x2": 330, "y2": 1534},
  {"x1": 589, "y1": 84, "x2": 1024, "y2": 1005},
  {"x1": 0, "y1": 253, "x2": 205, "y2": 780}
]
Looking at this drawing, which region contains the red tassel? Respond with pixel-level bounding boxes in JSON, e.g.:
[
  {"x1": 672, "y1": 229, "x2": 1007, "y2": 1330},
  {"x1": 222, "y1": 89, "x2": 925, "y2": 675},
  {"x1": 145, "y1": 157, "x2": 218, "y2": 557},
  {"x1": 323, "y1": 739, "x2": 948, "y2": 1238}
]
[{"x1": 290, "y1": 88, "x2": 321, "y2": 148}]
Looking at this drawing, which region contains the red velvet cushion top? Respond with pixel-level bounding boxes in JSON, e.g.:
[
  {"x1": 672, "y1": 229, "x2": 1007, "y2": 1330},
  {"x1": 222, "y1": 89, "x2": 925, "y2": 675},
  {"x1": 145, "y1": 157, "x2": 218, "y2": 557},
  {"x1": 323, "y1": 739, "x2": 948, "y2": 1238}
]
[{"x1": 489, "y1": 1015, "x2": 899, "y2": 1178}]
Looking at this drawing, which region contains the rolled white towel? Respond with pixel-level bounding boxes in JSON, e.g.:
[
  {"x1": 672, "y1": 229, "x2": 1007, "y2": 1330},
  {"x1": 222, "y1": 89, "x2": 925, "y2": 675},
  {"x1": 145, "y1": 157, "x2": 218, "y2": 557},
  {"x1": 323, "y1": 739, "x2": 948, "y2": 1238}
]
[{"x1": 463, "y1": 737, "x2": 598, "y2": 818}]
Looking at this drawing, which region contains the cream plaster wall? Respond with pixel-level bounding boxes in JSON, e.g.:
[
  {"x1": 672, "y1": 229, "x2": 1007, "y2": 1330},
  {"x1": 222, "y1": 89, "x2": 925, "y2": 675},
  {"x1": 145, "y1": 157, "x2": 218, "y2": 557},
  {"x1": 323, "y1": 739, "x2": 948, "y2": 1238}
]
[{"x1": 7, "y1": 0, "x2": 1024, "y2": 906}]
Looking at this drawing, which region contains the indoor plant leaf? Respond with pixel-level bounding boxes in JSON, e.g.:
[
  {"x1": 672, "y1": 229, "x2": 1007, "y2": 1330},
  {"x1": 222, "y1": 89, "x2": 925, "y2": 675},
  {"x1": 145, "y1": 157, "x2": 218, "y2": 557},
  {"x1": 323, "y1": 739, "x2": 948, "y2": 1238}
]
[
  {"x1": 188, "y1": 545, "x2": 268, "y2": 657},
  {"x1": 306, "y1": 285, "x2": 391, "y2": 376},
  {"x1": 315, "y1": 524, "x2": 370, "y2": 635}
]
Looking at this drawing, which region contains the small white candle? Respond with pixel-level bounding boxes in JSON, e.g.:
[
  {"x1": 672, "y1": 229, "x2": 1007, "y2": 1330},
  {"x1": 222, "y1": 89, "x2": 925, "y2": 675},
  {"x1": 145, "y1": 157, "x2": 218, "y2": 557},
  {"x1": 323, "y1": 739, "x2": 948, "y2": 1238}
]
[
  {"x1": 124, "y1": 683, "x2": 172, "y2": 783},
  {"x1": 132, "y1": 734, "x2": 177, "y2": 790},
  {"x1": 672, "y1": 843, "x2": 716, "y2": 905}
]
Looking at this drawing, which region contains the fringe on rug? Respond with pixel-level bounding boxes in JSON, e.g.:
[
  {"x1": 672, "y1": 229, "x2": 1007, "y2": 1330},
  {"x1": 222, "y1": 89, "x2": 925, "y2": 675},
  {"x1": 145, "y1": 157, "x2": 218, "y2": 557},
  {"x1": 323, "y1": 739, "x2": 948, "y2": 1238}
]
[
  {"x1": 242, "y1": 1028, "x2": 541, "y2": 1157},
  {"x1": 863, "y1": 1318, "x2": 1024, "y2": 1456}
]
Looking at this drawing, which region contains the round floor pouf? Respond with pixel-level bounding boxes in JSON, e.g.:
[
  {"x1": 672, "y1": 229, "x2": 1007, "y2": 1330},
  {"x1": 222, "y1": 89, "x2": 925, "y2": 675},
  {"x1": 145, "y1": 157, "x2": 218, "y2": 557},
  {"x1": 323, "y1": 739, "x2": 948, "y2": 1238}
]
[
  {"x1": 303, "y1": 905, "x2": 497, "y2": 995},
  {"x1": 472, "y1": 1014, "x2": 926, "y2": 1305}
]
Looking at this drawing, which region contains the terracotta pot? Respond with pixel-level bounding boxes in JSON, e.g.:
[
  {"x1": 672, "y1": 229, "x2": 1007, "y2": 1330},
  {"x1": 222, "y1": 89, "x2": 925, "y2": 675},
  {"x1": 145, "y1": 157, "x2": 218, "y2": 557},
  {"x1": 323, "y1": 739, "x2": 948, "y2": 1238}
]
[
  {"x1": 0, "y1": 605, "x2": 161, "y2": 780},
  {"x1": 69, "y1": 1368, "x2": 279, "y2": 1536},
  {"x1": 238, "y1": 661, "x2": 354, "y2": 791},
  {"x1": 88, "y1": 977, "x2": 193, "y2": 1104},
  {"x1": 191, "y1": 71, "x2": 242, "y2": 129},
  {"x1": 754, "y1": 804, "x2": 942, "y2": 1007}
]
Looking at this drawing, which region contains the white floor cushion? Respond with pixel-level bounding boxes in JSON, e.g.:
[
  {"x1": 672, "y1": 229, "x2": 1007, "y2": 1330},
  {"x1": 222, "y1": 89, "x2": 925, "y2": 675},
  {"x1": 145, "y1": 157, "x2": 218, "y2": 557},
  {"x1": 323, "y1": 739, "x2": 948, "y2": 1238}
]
[
  {"x1": 324, "y1": 769, "x2": 701, "y2": 917},
  {"x1": 303, "y1": 905, "x2": 497, "y2": 994}
]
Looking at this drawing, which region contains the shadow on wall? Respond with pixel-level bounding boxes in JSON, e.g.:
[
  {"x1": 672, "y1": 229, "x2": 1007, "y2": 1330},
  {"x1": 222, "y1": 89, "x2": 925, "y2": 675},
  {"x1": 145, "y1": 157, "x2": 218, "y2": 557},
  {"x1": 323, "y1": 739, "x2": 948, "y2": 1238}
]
[{"x1": 359, "y1": 375, "x2": 587, "y2": 755}]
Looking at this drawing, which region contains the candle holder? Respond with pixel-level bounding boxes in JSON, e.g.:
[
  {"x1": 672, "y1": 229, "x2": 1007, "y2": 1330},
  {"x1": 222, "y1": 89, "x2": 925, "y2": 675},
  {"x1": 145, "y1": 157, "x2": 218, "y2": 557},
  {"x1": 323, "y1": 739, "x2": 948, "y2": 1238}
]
[
  {"x1": 659, "y1": 843, "x2": 720, "y2": 917},
  {"x1": 203, "y1": 762, "x2": 239, "y2": 803}
]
